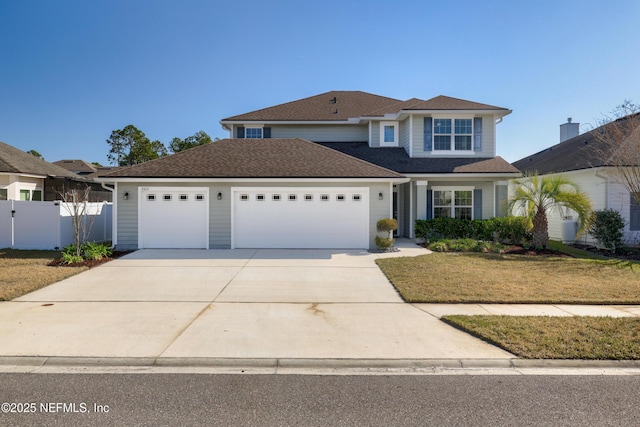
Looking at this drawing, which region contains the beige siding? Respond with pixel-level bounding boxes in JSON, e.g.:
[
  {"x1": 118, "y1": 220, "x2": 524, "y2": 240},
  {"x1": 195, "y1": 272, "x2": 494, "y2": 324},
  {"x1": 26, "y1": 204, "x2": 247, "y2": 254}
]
[
  {"x1": 270, "y1": 124, "x2": 368, "y2": 142},
  {"x1": 369, "y1": 182, "x2": 392, "y2": 248}
]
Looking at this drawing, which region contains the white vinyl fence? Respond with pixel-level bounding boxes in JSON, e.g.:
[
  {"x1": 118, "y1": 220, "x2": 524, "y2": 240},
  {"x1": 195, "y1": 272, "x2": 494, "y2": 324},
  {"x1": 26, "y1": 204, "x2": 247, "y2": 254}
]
[{"x1": 0, "y1": 200, "x2": 112, "y2": 250}]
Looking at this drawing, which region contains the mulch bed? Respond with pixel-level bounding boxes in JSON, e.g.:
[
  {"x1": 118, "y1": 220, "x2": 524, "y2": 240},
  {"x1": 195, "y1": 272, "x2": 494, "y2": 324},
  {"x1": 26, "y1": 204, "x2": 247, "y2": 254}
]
[
  {"x1": 48, "y1": 251, "x2": 134, "y2": 268},
  {"x1": 500, "y1": 245, "x2": 572, "y2": 257}
]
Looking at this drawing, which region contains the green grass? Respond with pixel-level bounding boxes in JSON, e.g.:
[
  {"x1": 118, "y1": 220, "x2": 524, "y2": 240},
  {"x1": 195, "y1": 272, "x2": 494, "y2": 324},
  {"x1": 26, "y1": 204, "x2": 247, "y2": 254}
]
[
  {"x1": 376, "y1": 252, "x2": 640, "y2": 304},
  {"x1": 0, "y1": 249, "x2": 87, "y2": 300},
  {"x1": 444, "y1": 315, "x2": 640, "y2": 359}
]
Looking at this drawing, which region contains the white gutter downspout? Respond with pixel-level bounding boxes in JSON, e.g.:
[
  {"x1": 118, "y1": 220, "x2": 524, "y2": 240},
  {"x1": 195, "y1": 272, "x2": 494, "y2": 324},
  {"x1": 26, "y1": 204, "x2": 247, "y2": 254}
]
[{"x1": 101, "y1": 182, "x2": 116, "y2": 248}]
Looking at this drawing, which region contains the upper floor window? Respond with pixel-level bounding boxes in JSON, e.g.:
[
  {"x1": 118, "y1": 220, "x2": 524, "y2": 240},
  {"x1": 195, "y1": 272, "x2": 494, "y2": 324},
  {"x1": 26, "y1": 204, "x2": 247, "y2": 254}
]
[
  {"x1": 434, "y1": 118, "x2": 472, "y2": 151},
  {"x1": 245, "y1": 127, "x2": 263, "y2": 139},
  {"x1": 380, "y1": 121, "x2": 399, "y2": 147}
]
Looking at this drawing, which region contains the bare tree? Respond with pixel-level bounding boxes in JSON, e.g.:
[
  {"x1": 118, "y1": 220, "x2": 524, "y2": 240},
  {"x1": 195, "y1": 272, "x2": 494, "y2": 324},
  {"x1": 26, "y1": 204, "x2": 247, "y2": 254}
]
[
  {"x1": 592, "y1": 101, "x2": 640, "y2": 205},
  {"x1": 57, "y1": 185, "x2": 98, "y2": 257}
]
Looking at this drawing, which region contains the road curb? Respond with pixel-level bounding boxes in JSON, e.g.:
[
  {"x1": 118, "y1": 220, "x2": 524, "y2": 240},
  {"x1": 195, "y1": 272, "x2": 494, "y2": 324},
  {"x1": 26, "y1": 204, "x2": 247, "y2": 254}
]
[{"x1": 2, "y1": 357, "x2": 640, "y2": 372}]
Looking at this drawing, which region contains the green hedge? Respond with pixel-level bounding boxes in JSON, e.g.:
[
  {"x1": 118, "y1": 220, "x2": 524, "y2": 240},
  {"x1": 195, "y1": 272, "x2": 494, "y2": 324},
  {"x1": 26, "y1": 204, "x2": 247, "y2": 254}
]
[{"x1": 415, "y1": 216, "x2": 530, "y2": 245}]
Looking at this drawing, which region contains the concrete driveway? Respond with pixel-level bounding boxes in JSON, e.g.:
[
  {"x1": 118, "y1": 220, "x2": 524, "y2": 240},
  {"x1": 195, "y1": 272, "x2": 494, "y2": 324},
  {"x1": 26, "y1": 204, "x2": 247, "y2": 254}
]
[{"x1": 0, "y1": 245, "x2": 512, "y2": 362}]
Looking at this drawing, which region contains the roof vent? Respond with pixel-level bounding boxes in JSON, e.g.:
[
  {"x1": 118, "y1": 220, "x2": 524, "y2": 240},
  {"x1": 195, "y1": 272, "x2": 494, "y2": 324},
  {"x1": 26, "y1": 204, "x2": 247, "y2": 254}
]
[
  {"x1": 333, "y1": 108, "x2": 338, "y2": 114},
  {"x1": 330, "y1": 97, "x2": 337, "y2": 104}
]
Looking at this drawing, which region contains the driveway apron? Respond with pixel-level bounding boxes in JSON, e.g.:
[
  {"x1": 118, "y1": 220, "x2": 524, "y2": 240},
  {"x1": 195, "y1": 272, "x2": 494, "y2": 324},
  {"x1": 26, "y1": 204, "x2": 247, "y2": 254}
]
[{"x1": 1, "y1": 248, "x2": 512, "y2": 360}]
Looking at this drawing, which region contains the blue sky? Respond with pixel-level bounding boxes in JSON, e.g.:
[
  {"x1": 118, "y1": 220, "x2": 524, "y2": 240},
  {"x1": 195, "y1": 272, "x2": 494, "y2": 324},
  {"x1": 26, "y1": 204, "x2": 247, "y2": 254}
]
[{"x1": 1, "y1": 0, "x2": 639, "y2": 165}]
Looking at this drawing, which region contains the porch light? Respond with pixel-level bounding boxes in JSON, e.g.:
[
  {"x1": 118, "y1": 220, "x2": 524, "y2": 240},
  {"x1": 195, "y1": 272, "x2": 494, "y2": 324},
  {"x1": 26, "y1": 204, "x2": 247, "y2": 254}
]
[
  {"x1": 378, "y1": 192, "x2": 383, "y2": 200},
  {"x1": 217, "y1": 192, "x2": 222, "y2": 200},
  {"x1": 123, "y1": 192, "x2": 129, "y2": 200}
]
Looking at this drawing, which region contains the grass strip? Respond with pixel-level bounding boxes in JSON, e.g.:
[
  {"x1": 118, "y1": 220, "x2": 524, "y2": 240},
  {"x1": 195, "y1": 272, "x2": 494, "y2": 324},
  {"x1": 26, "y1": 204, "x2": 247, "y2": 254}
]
[
  {"x1": 0, "y1": 249, "x2": 87, "y2": 300},
  {"x1": 376, "y1": 253, "x2": 640, "y2": 304},
  {"x1": 443, "y1": 315, "x2": 640, "y2": 359}
]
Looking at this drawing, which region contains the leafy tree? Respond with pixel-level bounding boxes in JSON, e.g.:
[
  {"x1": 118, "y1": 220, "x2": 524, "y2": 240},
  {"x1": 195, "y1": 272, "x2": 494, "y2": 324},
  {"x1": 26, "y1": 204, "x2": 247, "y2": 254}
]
[
  {"x1": 168, "y1": 130, "x2": 212, "y2": 153},
  {"x1": 592, "y1": 100, "x2": 640, "y2": 206},
  {"x1": 91, "y1": 161, "x2": 103, "y2": 167},
  {"x1": 27, "y1": 149, "x2": 44, "y2": 160},
  {"x1": 106, "y1": 125, "x2": 167, "y2": 166},
  {"x1": 509, "y1": 173, "x2": 592, "y2": 249}
]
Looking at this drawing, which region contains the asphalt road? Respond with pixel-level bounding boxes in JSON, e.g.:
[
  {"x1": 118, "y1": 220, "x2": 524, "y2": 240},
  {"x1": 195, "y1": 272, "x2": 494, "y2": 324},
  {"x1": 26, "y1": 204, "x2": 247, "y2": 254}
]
[{"x1": 1, "y1": 373, "x2": 639, "y2": 426}]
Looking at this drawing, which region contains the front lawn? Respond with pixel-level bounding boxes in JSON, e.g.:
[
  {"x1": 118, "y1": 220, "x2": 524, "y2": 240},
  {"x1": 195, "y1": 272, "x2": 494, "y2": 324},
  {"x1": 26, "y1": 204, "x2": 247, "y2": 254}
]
[
  {"x1": 376, "y1": 252, "x2": 640, "y2": 304},
  {"x1": 0, "y1": 249, "x2": 88, "y2": 301},
  {"x1": 444, "y1": 315, "x2": 640, "y2": 359}
]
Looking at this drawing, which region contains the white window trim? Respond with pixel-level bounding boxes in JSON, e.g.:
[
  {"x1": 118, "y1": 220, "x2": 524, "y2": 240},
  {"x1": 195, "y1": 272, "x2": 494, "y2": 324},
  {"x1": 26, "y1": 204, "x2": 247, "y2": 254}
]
[
  {"x1": 245, "y1": 125, "x2": 264, "y2": 139},
  {"x1": 432, "y1": 115, "x2": 474, "y2": 153},
  {"x1": 379, "y1": 121, "x2": 399, "y2": 147},
  {"x1": 432, "y1": 186, "x2": 475, "y2": 220}
]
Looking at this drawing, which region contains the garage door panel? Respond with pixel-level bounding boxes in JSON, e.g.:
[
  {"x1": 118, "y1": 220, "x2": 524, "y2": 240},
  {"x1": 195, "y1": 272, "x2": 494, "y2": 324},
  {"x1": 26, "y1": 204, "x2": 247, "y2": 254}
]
[
  {"x1": 233, "y1": 188, "x2": 369, "y2": 249},
  {"x1": 139, "y1": 188, "x2": 208, "y2": 249}
]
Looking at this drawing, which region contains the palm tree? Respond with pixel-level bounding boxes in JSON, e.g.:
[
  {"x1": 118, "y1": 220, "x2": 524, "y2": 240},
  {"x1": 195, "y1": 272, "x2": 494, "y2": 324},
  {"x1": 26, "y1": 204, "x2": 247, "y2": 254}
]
[{"x1": 509, "y1": 173, "x2": 592, "y2": 249}]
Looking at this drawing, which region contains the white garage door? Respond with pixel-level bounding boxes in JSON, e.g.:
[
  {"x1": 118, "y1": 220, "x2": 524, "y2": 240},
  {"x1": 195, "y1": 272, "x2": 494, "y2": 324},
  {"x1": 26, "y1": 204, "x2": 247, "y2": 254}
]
[
  {"x1": 232, "y1": 187, "x2": 369, "y2": 249},
  {"x1": 138, "y1": 187, "x2": 209, "y2": 249}
]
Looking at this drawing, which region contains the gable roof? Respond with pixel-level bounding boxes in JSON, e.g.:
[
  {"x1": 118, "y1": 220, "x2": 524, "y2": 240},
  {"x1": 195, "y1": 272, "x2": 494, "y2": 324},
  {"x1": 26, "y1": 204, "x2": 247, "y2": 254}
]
[
  {"x1": 317, "y1": 142, "x2": 520, "y2": 175},
  {"x1": 512, "y1": 115, "x2": 639, "y2": 174},
  {"x1": 222, "y1": 91, "x2": 402, "y2": 122},
  {"x1": 0, "y1": 141, "x2": 82, "y2": 179},
  {"x1": 364, "y1": 95, "x2": 510, "y2": 117},
  {"x1": 53, "y1": 159, "x2": 98, "y2": 174},
  {"x1": 221, "y1": 91, "x2": 510, "y2": 123},
  {"x1": 99, "y1": 138, "x2": 405, "y2": 179}
]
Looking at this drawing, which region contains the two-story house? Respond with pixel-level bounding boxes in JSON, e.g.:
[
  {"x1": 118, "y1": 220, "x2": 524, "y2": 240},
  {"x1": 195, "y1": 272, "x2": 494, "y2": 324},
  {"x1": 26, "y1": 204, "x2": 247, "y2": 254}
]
[
  {"x1": 220, "y1": 91, "x2": 520, "y2": 239},
  {"x1": 98, "y1": 91, "x2": 519, "y2": 250}
]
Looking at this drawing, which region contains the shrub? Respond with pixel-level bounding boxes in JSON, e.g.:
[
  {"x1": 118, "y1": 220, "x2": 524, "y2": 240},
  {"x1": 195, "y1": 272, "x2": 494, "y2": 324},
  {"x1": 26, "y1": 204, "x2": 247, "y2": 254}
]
[
  {"x1": 375, "y1": 236, "x2": 395, "y2": 250},
  {"x1": 376, "y1": 218, "x2": 398, "y2": 251},
  {"x1": 83, "y1": 242, "x2": 113, "y2": 260},
  {"x1": 590, "y1": 209, "x2": 626, "y2": 252},
  {"x1": 61, "y1": 252, "x2": 84, "y2": 264},
  {"x1": 415, "y1": 216, "x2": 530, "y2": 245}
]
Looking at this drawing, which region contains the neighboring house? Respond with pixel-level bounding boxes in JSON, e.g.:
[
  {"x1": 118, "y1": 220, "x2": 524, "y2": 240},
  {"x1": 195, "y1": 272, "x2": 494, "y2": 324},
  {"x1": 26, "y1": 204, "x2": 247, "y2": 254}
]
[
  {"x1": 512, "y1": 118, "x2": 640, "y2": 245},
  {"x1": 97, "y1": 90, "x2": 520, "y2": 250},
  {"x1": 0, "y1": 141, "x2": 99, "y2": 201},
  {"x1": 53, "y1": 159, "x2": 98, "y2": 176}
]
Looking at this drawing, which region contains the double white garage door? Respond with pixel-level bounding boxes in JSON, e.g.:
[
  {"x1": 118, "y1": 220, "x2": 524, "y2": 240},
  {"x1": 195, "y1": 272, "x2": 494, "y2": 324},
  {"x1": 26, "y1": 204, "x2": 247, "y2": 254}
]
[{"x1": 138, "y1": 187, "x2": 370, "y2": 249}]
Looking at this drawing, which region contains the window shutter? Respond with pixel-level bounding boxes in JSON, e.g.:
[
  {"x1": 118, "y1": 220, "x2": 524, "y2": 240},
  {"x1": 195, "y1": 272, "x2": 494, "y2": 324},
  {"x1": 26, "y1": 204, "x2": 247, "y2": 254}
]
[
  {"x1": 473, "y1": 117, "x2": 482, "y2": 151},
  {"x1": 263, "y1": 127, "x2": 271, "y2": 138},
  {"x1": 631, "y1": 193, "x2": 640, "y2": 231},
  {"x1": 424, "y1": 117, "x2": 433, "y2": 151},
  {"x1": 426, "y1": 189, "x2": 433, "y2": 220},
  {"x1": 237, "y1": 126, "x2": 245, "y2": 138},
  {"x1": 474, "y1": 189, "x2": 482, "y2": 220}
]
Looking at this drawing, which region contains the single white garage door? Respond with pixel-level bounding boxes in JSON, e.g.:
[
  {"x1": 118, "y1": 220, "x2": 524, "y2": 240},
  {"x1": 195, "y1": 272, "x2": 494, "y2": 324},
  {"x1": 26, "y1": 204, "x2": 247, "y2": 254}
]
[
  {"x1": 232, "y1": 187, "x2": 369, "y2": 249},
  {"x1": 138, "y1": 187, "x2": 209, "y2": 249}
]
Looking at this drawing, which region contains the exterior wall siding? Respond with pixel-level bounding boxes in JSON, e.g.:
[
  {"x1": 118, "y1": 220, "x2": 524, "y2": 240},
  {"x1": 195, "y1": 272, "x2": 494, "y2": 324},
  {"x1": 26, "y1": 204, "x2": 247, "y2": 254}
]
[
  {"x1": 115, "y1": 181, "x2": 393, "y2": 250},
  {"x1": 270, "y1": 125, "x2": 368, "y2": 142},
  {"x1": 369, "y1": 122, "x2": 381, "y2": 147},
  {"x1": 426, "y1": 180, "x2": 495, "y2": 220},
  {"x1": 410, "y1": 114, "x2": 496, "y2": 158},
  {"x1": 400, "y1": 117, "x2": 411, "y2": 154},
  {"x1": 116, "y1": 183, "x2": 139, "y2": 249}
]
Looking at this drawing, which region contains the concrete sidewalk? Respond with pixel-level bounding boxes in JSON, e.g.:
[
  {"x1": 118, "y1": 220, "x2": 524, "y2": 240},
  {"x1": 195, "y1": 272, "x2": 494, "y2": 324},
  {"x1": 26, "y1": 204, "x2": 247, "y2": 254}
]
[{"x1": 1, "y1": 240, "x2": 639, "y2": 374}]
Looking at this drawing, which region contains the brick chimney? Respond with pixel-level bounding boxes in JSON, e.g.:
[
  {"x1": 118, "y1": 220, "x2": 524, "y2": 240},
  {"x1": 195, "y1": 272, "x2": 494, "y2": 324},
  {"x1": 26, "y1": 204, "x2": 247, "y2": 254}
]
[{"x1": 560, "y1": 118, "x2": 579, "y2": 142}]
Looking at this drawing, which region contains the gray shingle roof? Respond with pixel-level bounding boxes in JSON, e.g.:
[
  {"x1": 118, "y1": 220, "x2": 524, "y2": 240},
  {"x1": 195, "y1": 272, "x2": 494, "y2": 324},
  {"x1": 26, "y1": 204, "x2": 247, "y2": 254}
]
[
  {"x1": 222, "y1": 92, "x2": 510, "y2": 123},
  {"x1": 53, "y1": 159, "x2": 98, "y2": 174},
  {"x1": 0, "y1": 141, "x2": 82, "y2": 179},
  {"x1": 317, "y1": 142, "x2": 521, "y2": 174},
  {"x1": 222, "y1": 91, "x2": 402, "y2": 122},
  {"x1": 512, "y1": 115, "x2": 640, "y2": 174},
  {"x1": 100, "y1": 138, "x2": 405, "y2": 179}
]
